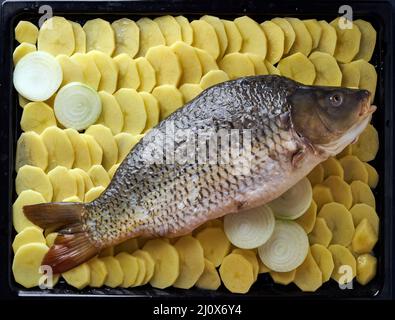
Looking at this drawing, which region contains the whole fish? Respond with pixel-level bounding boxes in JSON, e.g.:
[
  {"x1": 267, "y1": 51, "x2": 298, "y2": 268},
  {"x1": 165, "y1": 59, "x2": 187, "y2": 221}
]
[{"x1": 24, "y1": 75, "x2": 375, "y2": 273}]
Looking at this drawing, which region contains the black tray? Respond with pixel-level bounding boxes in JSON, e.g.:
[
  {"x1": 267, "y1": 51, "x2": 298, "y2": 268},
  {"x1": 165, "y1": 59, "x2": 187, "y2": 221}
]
[{"x1": 0, "y1": 0, "x2": 393, "y2": 300}]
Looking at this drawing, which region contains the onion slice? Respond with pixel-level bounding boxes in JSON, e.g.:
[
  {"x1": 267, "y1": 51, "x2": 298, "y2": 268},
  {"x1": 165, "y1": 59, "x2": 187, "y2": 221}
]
[
  {"x1": 13, "y1": 51, "x2": 63, "y2": 101},
  {"x1": 54, "y1": 82, "x2": 102, "y2": 131},
  {"x1": 224, "y1": 204, "x2": 275, "y2": 249},
  {"x1": 258, "y1": 220, "x2": 309, "y2": 272}
]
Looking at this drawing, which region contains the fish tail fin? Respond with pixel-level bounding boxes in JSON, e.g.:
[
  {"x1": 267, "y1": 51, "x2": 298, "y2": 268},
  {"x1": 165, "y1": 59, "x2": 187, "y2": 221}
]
[{"x1": 23, "y1": 203, "x2": 100, "y2": 274}]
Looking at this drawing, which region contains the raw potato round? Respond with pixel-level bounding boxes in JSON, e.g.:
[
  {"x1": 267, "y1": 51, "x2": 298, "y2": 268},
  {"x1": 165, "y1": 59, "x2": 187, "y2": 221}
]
[
  {"x1": 316, "y1": 20, "x2": 337, "y2": 56},
  {"x1": 20, "y1": 102, "x2": 56, "y2": 134},
  {"x1": 140, "y1": 92, "x2": 160, "y2": 132},
  {"x1": 295, "y1": 200, "x2": 317, "y2": 234},
  {"x1": 286, "y1": 17, "x2": 313, "y2": 56},
  {"x1": 56, "y1": 54, "x2": 84, "y2": 86},
  {"x1": 135, "y1": 57, "x2": 156, "y2": 93},
  {"x1": 270, "y1": 269, "x2": 296, "y2": 285},
  {"x1": 308, "y1": 217, "x2": 333, "y2": 247},
  {"x1": 69, "y1": 169, "x2": 85, "y2": 201},
  {"x1": 318, "y1": 202, "x2": 355, "y2": 246},
  {"x1": 114, "y1": 88, "x2": 147, "y2": 134},
  {"x1": 87, "y1": 50, "x2": 118, "y2": 94},
  {"x1": 71, "y1": 168, "x2": 93, "y2": 192},
  {"x1": 309, "y1": 51, "x2": 342, "y2": 86},
  {"x1": 16, "y1": 165, "x2": 53, "y2": 202},
  {"x1": 18, "y1": 94, "x2": 31, "y2": 109},
  {"x1": 312, "y1": 184, "x2": 334, "y2": 211},
  {"x1": 70, "y1": 53, "x2": 101, "y2": 90},
  {"x1": 88, "y1": 257, "x2": 108, "y2": 288},
  {"x1": 133, "y1": 250, "x2": 155, "y2": 285},
  {"x1": 271, "y1": 17, "x2": 295, "y2": 54},
  {"x1": 351, "y1": 180, "x2": 376, "y2": 209},
  {"x1": 337, "y1": 144, "x2": 353, "y2": 159},
  {"x1": 15, "y1": 21, "x2": 38, "y2": 44},
  {"x1": 13, "y1": 42, "x2": 36, "y2": 65},
  {"x1": 195, "y1": 48, "x2": 219, "y2": 75},
  {"x1": 293, "y1": 251, "x2": 323, "y2": 292},
  {"x1": 136, "y1": 18, "x2": 165, "y2": 57},
  {"x1": 171, "y1": 41, "x2": 202, "y2": 84},
  {"x1": 88, "y1": 165, "x2": 110, "y2": 188},
  {"x1": 364, "y1": 162, "x2": 379, "y2": 189},
  {"x1": 179, "y1": 83, "x2": 203, "y2": 103},
  {"x1": 303, "y1": 19, "x2": 322, "y2": 49},
  {"x1": 97, "y1": 91, "x2": 124, "y2": 135},
  {"x1": 115, "y1": 132, "x2": 138, "y2": 163},
  {"x1": 175, "y1": 16, "x2": 193, "y2": 45},
  {"x1": 310, "y1": 244, "x2": 334, "y2": 282},
  {"x1": 356, "y1": 253, "x2": 377, "y2": 285},
  {"x1": 218, "y1": 52, "x2": 255, "y2": 80},
  {"x1": 352, "y1": 218, "x2": 378, "y2": 254},
  {"x1": 200, "y1": 15, "x2": 228, "y2": 59},
  {"x1": 115, "y1": 252, "x2": 139, "y2": 287},
  {"x1": 350, "y1": 203, "x2": 379, "y2": 234},
  {"x1": 200, "y1": 70, "x2": 229, "y2": 90},
  {"x1": 48, "y1": 166, "x2": 77, "y2": 202},
  {"x1": 222, "y1": 19, "x2": 242, "y2": 54},
  {"x1": 152, "y1": 85, "x2": 184, "y2": 120},
  {"x1": 322, "y1": 157, "x2": 344, "y2": 180},
  {"x1": 82, "y1": 134, "x2": 103, "y2": 166},
  {"x1": 83, "y1": 18, "x2": 115, "y2": 55},
  {"x1": 13, "y1": 190, "x2": 45, "y2": 233},
  {"x1": 246, "y1": 54, "x2": 269, "y2": 75},
  {"x1": 196, "y1": 258, "x2": 221, "y2": 290},
  {"x1": 354, "y1": 20, "x2": 377, "y2": 62},
  {"x1": 12, "y1": 226, "x2": 45, "y2": 253},
  {"x1": 328, "y1": 244, "x2": 356, "y2": 284},
  {"x1": 232, "y1": 249, "x2": 259, "y2": 281},
  {"x1": 277, "y1": 52, "x2": 316, "y2": 85},
  {"x1": 146, "y1": 45, "x2": 182, "y2": 86},
  {"x1": 114, "y1": 238, "x2": 139, "y2": 255},
  {"x1": 113, "y1": 53, "x2": 140, "y2": 90},
  {"x1": 143, "y1": 239, "x2": 180, "y2": 289},
  {"x1": 219, "y1": 253, "x2": 254, "y2": 294},
  {"x1": 131, "y1": 257, "x2": 146, "y2": 287},
  {"x1": 12, "y1": 242, "x2": 49, "y2": 288},
  {"x1": 65, "y1": 128, "x2": 92, "y2": 172},
  {"x1": 340, "y1": 63, "x2": 361, "y2": 88},
  {"x1": 339, "y1": 155, "x2": 369, "y2": 184},
  {"x1": 307, "y1": 164, "x2": 324, "y2": 186},
  {"x1": 85, "y1": 186, "x2": 105, "y2": 202},
  {"x1": 62, "y1": 263, "x2": 90, "y2": 289},
  {"x1": 99, "y1": 246, "x2": 114, "y2": 257},
  {"x1": 111, "y1": 18, "x2": 140, "y2": 57},
  {"x1": 235, "y1": 16, "x2": 267, "y2": 58},
  {"x1": 69, "y1": 21, "x2": 86, "y2": 54},
  {"x1": 38, "y1": 16, "x2": 75, "y2": 56},
  {"x1": 322, "y1": 176, "x2": 353, "y2": 209},
  {"x1": 265, "y1": 60, "x2": 281, "y2": 75},
  {"x1": 191, "y1": 20, "x2": 220, "y2": 60},
  {"x1": 101, "y1": 256, "x2": 124, "y2": 288},
  {"x1": 351, "y1": 124, "x2": 379, "y2": 162},
  {"x1": 196, "y1": 227, "x2": 231, "y2": 267},
  {"x1": 260, "y1": 21, "x2": 284, "y2": 64},
  {"x1": 330, "y1": 17, "x2": 361, "y2": 63},
  {"x1": 46, "y1": 232, "x2": 58, "y2": 247},
  {"x1": 15, "y1": 131, "x2": 48, "y2": 172},
  {"x1": 154, "y1": 15, "x2": 182, "y2": 46},
  {"x1": 108, "y1": 164, "x2": 120, "y2": 179}
]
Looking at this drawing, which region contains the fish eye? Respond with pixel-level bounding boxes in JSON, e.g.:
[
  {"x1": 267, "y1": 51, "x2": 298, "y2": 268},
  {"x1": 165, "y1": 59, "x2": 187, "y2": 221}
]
[{"x1": 329, "y1": 93, "x2": 343, "y2": 107}]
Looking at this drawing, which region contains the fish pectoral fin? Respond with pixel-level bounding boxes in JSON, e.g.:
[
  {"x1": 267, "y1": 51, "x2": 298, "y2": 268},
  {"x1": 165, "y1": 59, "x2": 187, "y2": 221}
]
[{"x1": 291, "y1": 148, "x2": 306, "y2": 168}]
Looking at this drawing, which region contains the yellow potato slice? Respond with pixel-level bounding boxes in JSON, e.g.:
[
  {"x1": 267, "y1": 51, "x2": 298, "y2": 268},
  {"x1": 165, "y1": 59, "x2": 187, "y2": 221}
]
[
  {"x1": 88, "y1": 164, "x2": 110, "y2": 188},
  {"x1": 173, "y1": 235, "x2": 205, "y2": 289},
  {"x1": 351, "y1": 124, "x2": 379, "y2": 162},
  {"x1": 62, "y1": 195, "x2": 81, "y2": 202},
  {"x1": 83, "y1": 18, "x2": 115, "y2": 55},
  {"x1": 303, "y1": 19, "x2": 322, "y2": 49},
  {"x1": 339, "y1": 155, "x2": 369, "y2": 184},
  {"x1": 312, "y1": 184, "x2": 334, "y2": 211},
  {"x1": 222, "y1": 19, "x2": 242, "y2": 54},
  {"x1": 318, "y1": 202, "x2": 355, "y2": 246},
  {"x1": 322, "y1": 157, "x2": 344, "y2": 180},
  {"x1": 62, "y1": 263, "x2": 90, "y2": 289},
  {"x1": 307, "y1": 164, "x2": 324, "y2": 186},
  {"x1": 339, "y1": 63, "x2": 360, "y2": 88},
  {"x1": 191, "y1": 20, "x2": 220, "y2": 60},
  {"x1": 56, "y1": 54, "x2": 85, "y2": 86},
  {"x1": 354, "y1": 20, "x2": 376, "y2": 62},
  {"x1": 86, "y1": 124, "x2": 118, "y2": 170},
  {"x1": 293, "y1": 251, "x2": 323, "y2": 292},
  {"x1": 85, "y1": 186, "x2": 105, "y2": 202},
  {"x1": 115, "y1": 132, "x2": 138, "y2": 162},
  {"x1": 258, "y1": 260, "x2": 271, "y2": 273},
  {"x1": 355, "y1": 60, "x2": 378, "y2": 101},
  {"x1": 270, "y1": 270, "x2": 296, "y2": 285},
  {"x1": 337, "y1": 144, "x2": 353, "y2": 159},
  {"x1": 20, "y1": 101, "x2": 56, "y2": 134},
  {"x1": 322, "y1": 176, "x2": 353, "y2": 209},
  {"x1": 152, "y1": 85, "x2": 184, "y2": 120},
  {"x1": 277, "y1": 52, "x2": 316, "y2": 85},
  {"x1": 12, "y1": 242, "x2": 49, "y2": 288},
  {"x1": 15, "y1": 21, "x2": 38, "y2": 44},
  {"x1": 87, "y1": 50, "x2": 118, "y2": 94},
  {"x1": 196, "y1": 227, "x2": 231, "y2": 267},
  {"x1": 38, "y1": 16, "x2": 75, "y2": 56},
  {"x1": 232, "y1": 249, "x2": 259, "y2": 281},
  {"x1": 271, "y1": 18, "x2": 295, "y2": 55},
  {"x1": 329, "y1": 244, "x2": 356, "y2": 284},
  {"x1": 171, "y1": 41, "x2": 202, "y2": 84},
  {"x1": 67, "y1": 170, "x2": 85, "y2": 201},
  {"x1": 88, "y1": 257, "x2": 108, "y2": 288},
  {"x1": 45, "y1": 232, "x2": 57, "y2": 247},
  {"x1": 133, "y1": 249, "x2": 155, "y2": 285},
  {"x1": 143, "y1": 239, "x2": 180, "y2": 289},
  {"x1": 115, "y1": 238, "x2": 139, "y2": 255},
  {"x1": 101, "y1": 256, "x2": 124, "y2": 288},
  {"x1": 18, "y1": 94, "x2": 30, "y2": 108},
  {"x1": 113, "y1": 53, "x2": 140, "y2": 90},
  {"x1": 350, "y1": 180, "x2": 375, "y2": 209},
  {"x1": 310, "y1": 244, "x2": 334, "y2": 282},
  {"x1": 309, "y1": 51, "x2": 342, "y2": 86},
  {"x1": 146, "y1": 45, "x2": 182, "y2": 86},
  {"x1": 296, "y1": 200, "x2": 317, "y2": 234},
  {"x1": 70, "y1": 53, "x2": 101, "y2": 90},
  {"x1": 41, "y1": 126, "x2": 74, "y2": 171},
  {"x1": 330, "y1": 17, "x2": 361, "y2": 63},
  {"x1": 97, "y1": 91, "x2": 124, "y2": 135},
  {"x1": 286, "y1": 17, "x2": 313, "y2": 56},
  {"x1": 260, "y1": 21, "x2": 284, "y2": 64},
  {"x1": 99, "y1": 246, "x2": 114, "y2": 257},
  {"x1": 196, "y1": 258, "x2": 221, "y2": 290},
  {"x1": 218, "y1": 52, "x2": 255, "y2": 80},
  {"x1": 71, "y1": 168, "x2": 93, "y2": 192},
  {"x1": 114, "y1": 88, "x2": 147, "y2": 134},
  {"x1": 179, "y1": 83, "x2": 203, "y2": 103},
  {"x1": 352, "y1": 218, "x2": 378, "y2": 254},
  {"x1": 195, "y1": 47, "x2": 219, "y2": 75},
  {"x1": 111, "y1": 18, "x2": 140, "y2": 57},
  {"x1": 175, "y1": 16, "x2": 193, "y2": 45},
  {"x1": 200, "y1": 70, "x2": 229, "y2": 90},
  {"x1": 265, "y1": 61, "x2": 281, "y2": 75},
  {"x1": 136, "y1": 18, "x2": 165, "y2": 57},
  {"x1": 48, "y1": 166, "x2": 77, "y2": 202},
  {"x1": 69, "y1": 21, "x2": 86, "y2": 54},
  {"x1": 246, "y1": 53, "x2": 269, "y2": 75},
  {"x1": 140, "y1": 92, "x2": 160, "y2": 132},
  {"x1": 154, "y1": 15, "x2": 182, "y2": 46},
  {"x1": 13, "y1": 190, "x2": 45, "y2": 233},
  {"x1": 219, "y1": 253, "x2": 254, "y2": 294},
  {"x1": 12, "y1": 226, "x2": 45, "y2": 253},
  {"x1": 16, "y1": 165, "x2": 52, "y2": 202},
  {"x1": 308, "y1": 217, "x2": 333, "y2": 247},
  {"x1": 201, "y1": 15, "x2": 228, "y2": 59},
  {"x1": 235, "y1": 16, "x2": 267, "y2": 58},
  {"x1": 65, "y1": 128, "x2": 91, "y2": 171},
  {"x1": 82, "y1": 134, "x2": 103, "y2": 166},
  {"x1": 350, "y1": 203, "x2": 379, "y2": 234},
  {"x1": 115, "y1": 252, "x2": 139, "y2": 287},
  {"x1": 135, "y1": 57, "x2": 156, "y2": 93},
  {"x1": 131, "y1": 257, "x2": 146, "y2": 287},
  {"x1": 364, "y1": 162, "x2": 379, "y2": 189},
  {"x1": 356, "y1": 253, "x2": 377, "y2": 285},
  {"x1": 13, "y1": 42, "x2": 36, "y2": 65},
  {"x1": 316, "y1": 21, "x2": 337, "y2": 55}
]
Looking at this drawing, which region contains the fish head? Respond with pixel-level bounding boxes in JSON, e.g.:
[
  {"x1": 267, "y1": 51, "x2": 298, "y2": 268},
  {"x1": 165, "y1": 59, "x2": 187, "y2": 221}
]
[{"x1": 289, "y1": 85, "x2": 376, "y2": 156}]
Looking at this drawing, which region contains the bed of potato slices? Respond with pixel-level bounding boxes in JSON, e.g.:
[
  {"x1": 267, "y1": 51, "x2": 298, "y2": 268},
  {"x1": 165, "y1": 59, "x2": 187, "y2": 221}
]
[{"x1": 13, "y1": 15, "x2": 379, "y2": 293}]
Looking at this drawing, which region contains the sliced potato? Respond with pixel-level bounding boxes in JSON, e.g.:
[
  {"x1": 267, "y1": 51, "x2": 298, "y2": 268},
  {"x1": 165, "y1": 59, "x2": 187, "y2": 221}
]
[
  {"x1": 108, "y1": 163, "x2": 120, "y2": 179},
  {"x1": 218, "y1": 52, "x2": 255, "y2": 80},
  {"x1": 38, "y1": 16, "x2": 75, "y2": 56},
  {"x1": 135, "y1": 57, "x2": 156, "y2": 93},
  {"x1": 308, "y1": 217, "x2": 333, "y2": 247},
  {"x1": 15, "y1": 21, "x2": 38, "y2": 44},
  {"x1": 312, "y1": 184, "x2": 334, "y2": 211},
  {"x1": 316, "y1": 21, "x2": 337, "y2": 56},
  {"x1": 340, "y1": 63, "x2": 360, "y2": 88},
  {"x1": 265, "y1": 61, "x2": 281, "y2": 75},
  {"x1": 88, "y1": 165, "x2": 110, "y2": 188},
  {"x1": 260, "y1": 21, "x2": 284, "y2": 64},
  {"x1": 351, "y1": 124, "x2": 379, "y2": 162},
  {"x1": 354, "y1": 20, "x2": 376, "y2": 62},
  {"x1": 101, "y1": 256, "x2": 124, "y2": 288},
  {"x1": 310, "y1": 244, "x2": 334, "y2": 282},
  {"x1": 307, "y1": 164, "x2": 324, "y2": 186},
  {"x1": 350, "y1": 180, "x2": 375, "y2": 209},
  {"x1": 191, "y1": 20, "x2": 220, "y2": 60},
  {"x1": 222, "y1": 19, "x2": 242, "y2": 54},
  {"x1": 303, "y1": 19, "x2": 322, "y2": 49},
  {"x1": 364, "y1": 162, "x2": 379, "y2": 189},
  {"x1": 45, "y1": 232, "x2": 58, "y2": 247},
  {"x1": 258, "y1": 260, "x2": 271, "y2": 273},
  {"x1": 68, "y1": 170, "x2": 85, "y2": 201},
  {"x1": 62, "y1": 195, "x2": 81, "y2": 202},
  {"x1": 69, "y1": 21, "x2": 86, "y2": 54},
  {"x1": 219, "y1": 253, "x2": 254, "y2": 294},
  {"x1": 114, "y1": 238, "x2": 138, "y2": 255},
  {"x1": 296, "y1": 200, "x2": 317, "y2": 234},
  {"x1": 99, "y1": 246, "x2": 114, "y2": 257},
  {"x1": 136, "y1": 18, "x2": 165, "y2": 57},
  {"x1": 356, "y1": 253, "x2": 377, "y2": 285},
  {"x1": 293, "y1": 251, "x2": 323, "y2": 292},
  {"x1": 201, "y1": 15, "x2": 228, "y2": 59},
  {"x1": 200, "y1": 70, "x2": 229, "y2": 90},
  {"x1": 152, "y1": 85, "x2": 184, "y2": 120},
  {"x1": 235, "y1": 16, "x2": 267, "y2": 58},
  {"x1": 146, "y1": 45, "x2": 182, "y2": 86},
  {"x1": 329, "y1": 244, "x2": 356, "y2": 284},
  {"x1": 195, "y1": 47, "x2": 219, "y2": 75},
  {"x1": 322, "y1": 176, "x2": 353, "y2": 209},
  {"x1": 56, "y1": 54, "x2": 85, "y2": 86},
  {"x1": 87, "y1": 50, "x2": 118, "y2": 94},
  {"x1": 111, "y1": 18, "x2": 139, "y2": 57},
  {"x1": 154, "y1": 15, "x2": 182, "y2": 46},
  {"x1": 131, "y1": 257, "x2": 146, "y2": 287},
  {"x1": 65, "y1": 128, "x2": 91, "y2": 171},
  {"x1": 232, "y1": 249, "x2": 259, "y2": 281},
  {"x1": 330, "y1": 17, "x2": 361, "y2": 63},
  {"x1": 337, "y1": 144, "x2": 353, "y2": 159},
  {"x1": 12, "y1": 226, "x2": 45, "y2": 253},
  {"x1": 132, "y1": 249, "x2": 155, "y2": 285},
  {"x1": 13, "y1": 42, "x2": 36, "y2": 65},
  {"x1": 13, "y1": 190, "x2": 45, "y2": 233},
  {"x1": 20, "y1": 101, "x2": 56, "y2": 134},
  {"x1": 174, "y1": 16, "x2": 193, "y2": 45},
  {"x1": 115, "y1": 133, "x2": 138, "y2": 162},
  {"x1": 71, "y1": 168, "x2": 93, "y2": 192},
  {"x1": 171, "y1": 41, "x2": 202, "y2": 84},
  {"x1": 83, "y1": 18, "x2": 115, "y2": 55},
  {"x1": 271, "y1": 18, "x2": 295, "y2": 55},
  {"x1": 196, "y1": 258, "x2": 221, "y2": 290},
  {"x1": 85, "y1": 186, "x2": 105, "y2": 202},
  {"x1": 113, "y1": 53, "x2": 140, "y2": 90},
  {"x1": 246, "y1": 53, "x2": 269, "y2": 75},
  {"x1": 88, "y1": 257, "x2": 108, "y2": 288},
  {"x1": 277, "y1": 52, "x2": 316, "y2": 85},
  {"x1": 140, "y1": 92, "x2": 160, "y2": 132},
  {"x1": 196, "y1": 227, "x2": 231, "y2": 267},
  {"x1": 48, "y1": 166, "x2": 77, "y2": 202},
  {"x1": 339, "y1": 155, "x2": 369, "y2": 184},
  {"x1": 286, "y1": 17, "x2": 313, "y2": 56},
  {"x1": 322, "y1": 157, "x2": 344, "y2": 180},
  {"x1": 16, "y1": 165, "x2": 52, "y2": 202},
  {"x1": 350, "y1": 203, "x2": 379, "y2": 234},
  {"x1": 179, "y1": 83, "x2": 203, "y2": 103},
  {"x1": 62, "y1": 263, "x2": 90, "y2": 289},
  {"x1": 269, "y1": 270, "x2": 295, "y2": 285},
  {"x1": 352, "y1": 218, "x2": 378, "y2": 254},
  {"x1": 70, "y1": 52, "x2": 101, "y2": 90},
  {"x1": 353, "y1": 60, "x2": 378, "y2": 100},
  {"x1": 309, "y1": 51, "x2": 342, "y2": 86},
  {"x1": 115, "y1": 252, "x2": 139, "y2": 287},
  {"x1": 18, "y1": 94, "x2": 30, "y2": 108},
  {"x1": 97, "y1": 91, "x2": 124, "y2": 135},
  {"x1": 82, "y1": 134, "x2": 103, "y2": 166}
]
